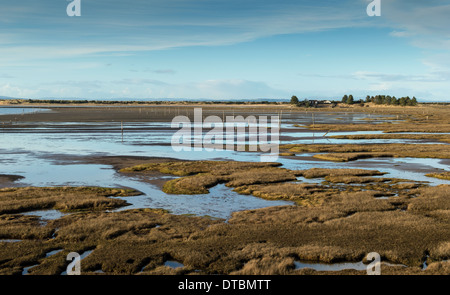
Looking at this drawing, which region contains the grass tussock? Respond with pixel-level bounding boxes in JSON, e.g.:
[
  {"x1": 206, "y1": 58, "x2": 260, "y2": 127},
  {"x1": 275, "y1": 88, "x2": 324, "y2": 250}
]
[
  {"x1": 0, "y1": 186, "x2": 141, "y2": 215},
  {"x1": 0, "y1": 214, "x2": 53, "y2": 240},
  {"x1": 329, "y1": 133, "x2": 450, "y2": 144},
  {"x1": 425, "y1": 172, "x2": 450, "y2": 181},
  {"x1": 324, "y1": 176, "x2": 393, "y2": 184},
  {"x1": 295, "y1": 168, "x2": 386, "y2": 178},
  {"x1": 119, "y1": 161, "x2": 280, "y2": 175},
  {"x1": 280, "y1": 143, "x2": 449, "y2": 162},
  {"x1": 122, "y1": 161, "x2": 296, "y2": 195},
  {"x1": 407, "y1": 185, "x2": 450, "y2": 212},
  {"x1": 225, "y1": 168, "x2": 297, "y2": 187},
  {"x1": 430, "y1": 241, "x2": 450, "y2": 261},
  {"x1": 162, "y1": 173, "x2": 223, "y2": 194},
  {"x1": 234, "y1": 183, "x2": 331, "y2": 206}
]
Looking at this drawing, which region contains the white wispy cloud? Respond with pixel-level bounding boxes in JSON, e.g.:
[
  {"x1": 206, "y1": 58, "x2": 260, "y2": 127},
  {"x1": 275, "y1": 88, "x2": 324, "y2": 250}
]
[{"x1": 0, "y1": 0, "x2": 370, "y2": 62}]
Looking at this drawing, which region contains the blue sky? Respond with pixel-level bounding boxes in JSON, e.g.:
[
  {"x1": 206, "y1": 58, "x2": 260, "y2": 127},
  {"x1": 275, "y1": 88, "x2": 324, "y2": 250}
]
[{"x1": 0, "y1": 0, "x2": 449, "y2": 101}]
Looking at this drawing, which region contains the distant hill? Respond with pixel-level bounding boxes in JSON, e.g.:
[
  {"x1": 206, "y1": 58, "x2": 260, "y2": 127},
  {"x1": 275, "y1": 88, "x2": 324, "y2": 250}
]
[{"x1": 0, "y1": 96, "x2": 25, "y2": 100}]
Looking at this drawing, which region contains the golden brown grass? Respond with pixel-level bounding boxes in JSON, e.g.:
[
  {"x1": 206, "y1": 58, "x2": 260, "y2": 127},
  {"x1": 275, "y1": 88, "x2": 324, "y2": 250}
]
[
  {"x1": 430, "y1": 242, "x2": 450, "y2": 261},
  {"x1": 295, "y1": 168, "x2": 386, "y2": 178},
  {"x1": 425, "y1": 172, "x2": 450, "y2": 181},
  {"x1": 324, "y1": 176, "x2": 397, "y2": 184},
  {"x1": 0, "y1": 186, "x2": 141, "y2": 215},
  {"x1": 0, "y1": 214, "x2": 53, "y2": 240},
  {"x1": 280, "y1": 143, "x2": 449, "y2": 162},
  {"x1": 407, "y1": 185, "x2": 450, "y2": 212},
  {"x1": 234, "y1": 183, "x2": 331, "y2": 206},
  {"x1": 162, "y1": 173, "x2": 224, "y2": 194},
  {"x1": 329, "y1": 133, "x2": 450, "y2": 144},
  {"x1": 1, "y1": 184, "x2": 449, "y2": 275},
  {"x1": 122, "y1": 161, "x2": 296, "y2": 195},
  {"x1": 225, "y1": 168, "x2": 297, "y2": 187},
  {"x1": 120, "y1": 161, "x2": 281, "y2": 175}
]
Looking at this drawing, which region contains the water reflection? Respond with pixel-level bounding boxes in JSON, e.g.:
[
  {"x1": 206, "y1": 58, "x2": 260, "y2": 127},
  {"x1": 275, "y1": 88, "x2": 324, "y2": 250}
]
[{"x1": 0, "y1": 108, "x2": 51, "y2": 116}]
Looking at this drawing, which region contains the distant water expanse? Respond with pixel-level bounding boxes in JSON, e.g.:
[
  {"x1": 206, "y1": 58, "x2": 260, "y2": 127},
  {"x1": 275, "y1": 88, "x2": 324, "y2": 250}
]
[
  {"x1": 0, "y1": 108, "x2": 51, "y2": 115},
  {"x1": 1, "y1": 97, "x2": 287, "y2": 103}
]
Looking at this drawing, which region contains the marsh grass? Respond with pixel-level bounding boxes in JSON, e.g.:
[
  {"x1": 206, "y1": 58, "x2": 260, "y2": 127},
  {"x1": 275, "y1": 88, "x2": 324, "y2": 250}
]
[
  {"x1": 0, "y1": 186, "x2": 141, "y2": 215},
  {"x1": 123, "y1": 161, "x2": 297, "y2": 195},
  {"x1": 111, "y1": 161, "x2": 450, "y2": 273},
  {"x1": 163, "y1": 173, "x2": 224, "y2": 194},
  {"x1": 306, "y1": 122, "x2": 450, "y2": 133},
  {"x1": 329, "y1": 133, "x2": 450, "y2": 144},
  {"x1": 324, "y1": 176, "x2": 396, "y2": 184},
  {"x1": 234, "y1": 183, "x2": 331, "y2": 206},
  {"x1": 120, "y1": 161, "x2": 281, "y2": 175},
  {"x1": 281, "y1": 144, "x2": 449, "y2": 162},
  {"x1": 407, "y1": 185, "x2": 450, "y2": 212},
  {"x1": 425, "y1": 172, "x2": 450, "y2": 181},
  {"x1": 225, "y1": 168, "x2": 297, "y2": 187},
  {"x1": 295, "y1": 168, "x2": 386, "y2": 178},
  {"x1": 1, "y1": 184, "x2": 449, "y2": 275}
]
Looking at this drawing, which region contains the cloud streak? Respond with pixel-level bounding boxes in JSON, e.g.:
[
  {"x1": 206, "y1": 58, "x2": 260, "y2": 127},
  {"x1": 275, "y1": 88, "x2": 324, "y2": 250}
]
[{"x1": 0, "y1": 0, "x2": 371, "y2": 62}]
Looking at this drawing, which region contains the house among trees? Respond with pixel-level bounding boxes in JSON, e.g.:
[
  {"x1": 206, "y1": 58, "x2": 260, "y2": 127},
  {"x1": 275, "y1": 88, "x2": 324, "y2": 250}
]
[{"x1": 290, "y1": 96, "x2": 335, "y2": 108}]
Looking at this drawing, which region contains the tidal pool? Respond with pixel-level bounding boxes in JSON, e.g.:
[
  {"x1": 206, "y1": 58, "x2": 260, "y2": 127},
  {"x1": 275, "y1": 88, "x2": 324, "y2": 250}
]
[
  {"x1": 164, "y1": 260, "x2": 184, "y2": 269},
  {"x1": 22, "y1": 210, "x2": 67, "y2": 225},
  {"x1": 294, "y1": 260, "x2": 408, "y2": 272},
  {"x1": 294, "y1": 260, "x2": 368, "y2": 272}
]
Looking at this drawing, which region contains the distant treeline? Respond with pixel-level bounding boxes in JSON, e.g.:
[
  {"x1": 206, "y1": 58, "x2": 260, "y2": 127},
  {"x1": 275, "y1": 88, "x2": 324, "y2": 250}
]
[
  {"x1": 341, "y1": 94, "x2": 418, "y2": 106},
  {"x1": 3, "y1": 97, "x2": 442, "y2": 106}
]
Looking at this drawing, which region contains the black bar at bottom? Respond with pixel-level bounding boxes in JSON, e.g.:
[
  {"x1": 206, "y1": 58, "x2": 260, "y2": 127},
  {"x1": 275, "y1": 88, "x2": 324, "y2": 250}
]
[{"x1": 0, "y1": 275, "x2": 445, "y2": 293}]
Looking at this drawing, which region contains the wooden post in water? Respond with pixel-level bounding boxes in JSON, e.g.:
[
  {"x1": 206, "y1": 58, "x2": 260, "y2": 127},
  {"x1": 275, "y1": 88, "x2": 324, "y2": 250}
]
[
  {"x1": 279, "y1": 110, "x2": 283, "y2": 129},
  {"x1": 121, "y1": 121, "x2": 124, "y2": 143}
]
